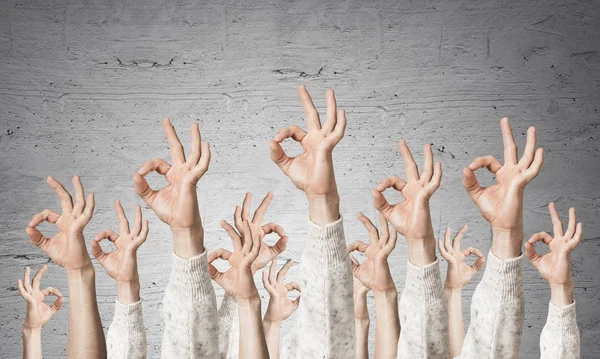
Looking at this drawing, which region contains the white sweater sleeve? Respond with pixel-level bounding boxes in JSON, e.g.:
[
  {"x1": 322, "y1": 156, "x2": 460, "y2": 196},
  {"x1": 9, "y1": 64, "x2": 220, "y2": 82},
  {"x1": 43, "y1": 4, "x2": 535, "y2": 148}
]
[
  {"x1": 458, "y1": 251, "x2": 524, "y2": 359},
  {"x1": 218, "y1": 293, "x2": 239, "y2": 359},
  {"x1": 397, "y1": 259, "x2": 449, "y2": 359},
  {"x1": 161, "y1": 251, "x2": 219, "y2": 358},
  {"x1": 106, "y1": 299, "x2": 147, "y2": 359},
  {"x1": 540, "y1": 301, "x2": 580, "y2": 359},
  {"x1": 281, "y1": 217, "x2": 355, "y2": 359}
]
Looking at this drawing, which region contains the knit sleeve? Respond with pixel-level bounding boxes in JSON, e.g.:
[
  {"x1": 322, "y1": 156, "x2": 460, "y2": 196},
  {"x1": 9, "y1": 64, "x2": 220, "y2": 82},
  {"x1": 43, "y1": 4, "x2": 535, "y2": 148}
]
[
  {"x1": 459, "y1": 251, "x2": 524, "y2": 358},
  {"x1": 281, "y1": 217, "x2": 355, "y2": 358},
  {"x1": 218, "y1": 293, "x2": 239, "y2": 359},
  {"x1": 106, "y1": 299, "x2": 147, "y2": 359},
  {"x1": 540, "y1": 301, "x2": 580, "y2": 359},
  {"x1": 397, "y1": 259, "x2": 449, "y2": 359},
  {"x1": 160, "y1": 251, "x2": 219, "y2": 359}
]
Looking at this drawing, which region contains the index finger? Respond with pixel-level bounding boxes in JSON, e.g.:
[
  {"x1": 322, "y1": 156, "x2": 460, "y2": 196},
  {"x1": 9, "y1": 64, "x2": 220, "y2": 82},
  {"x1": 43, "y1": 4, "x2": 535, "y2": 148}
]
[
  {"x1": 47, "y1": 176, "x2": 73, "y2": 213},
  {"x1": 398, "y1": 140, "x2": 420, "y2": 180},
  {"x1": 114, "y1": 200, "x2": 130, "y2": 235},
  {"x1": 548, "y1": 203, "x2": 564, "y2": 237},
  {"x1": 252, "y1": 192, "x2": 273, "y2": 224},
  {"x1": 162, "y1": 118, "x2": 186, "y2": 164},
  {"x1": 500, "y1": 117, "x2": 518, "y2": 165},
  {"x1": 32, "y1": 265, "x2": 47, "y2": 292},
  {"x1": 277, "y1": 259, "x2": 294, "y2": 283},
  {"x1": 298, "y1": 85, "x2": 321, "y2": 130}
]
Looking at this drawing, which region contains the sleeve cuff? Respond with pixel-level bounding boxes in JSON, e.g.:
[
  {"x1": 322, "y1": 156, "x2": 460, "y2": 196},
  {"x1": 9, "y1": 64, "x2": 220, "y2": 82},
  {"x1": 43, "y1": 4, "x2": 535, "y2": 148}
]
[
  {"x1": 219, "y1": 293, "x2": 238, "y2": 320},
  {"x1": 304, "y1": 216, "x2": 347, "y2": 267},
  {"x1": 113, "y1": 299, "x2": 145, "y2": 334},
  {"x1": 405, "y1": 259, "x2": 443, "y2": 303},
  {"x1": 548, "y1": 300, "x2": 578, "y2": 328},
  {"x1": 483, "y1": 250, "x2": 524, "y2": 302},
  {"x1": 170, "y1": 250, "x2": 214, "y2": 296}
]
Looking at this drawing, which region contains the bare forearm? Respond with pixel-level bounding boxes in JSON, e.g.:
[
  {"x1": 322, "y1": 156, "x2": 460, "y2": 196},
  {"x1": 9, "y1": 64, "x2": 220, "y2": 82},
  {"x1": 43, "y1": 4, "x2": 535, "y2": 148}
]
[
  {"x1": 355, "y1": 319, "x2": 370, "y2": 359},
  {"x1": 308, "y1": 193, "x2": 340, "y2": 226},
  {"x1": 550, "y1": 282, "x2": 574, "y2": 307},
  {"x1": 491, "y1": 227, "x2": 523, "y2": 259},
  {"x1": 263, "y1": 319, "x2": 281, "y2": 359},
  {"x1": 22, "y1": 328, "x2": 42, "y2": 359},
  {"x1": 238, "y1": 297, "x2": 269, "y2": 359},
  {"x1": 374, "y1": 288, "x2": 399, "y2": 359},
  {"x1": 66, "y1": 268, "x2": 106, "y2": 359},
  {"x1": 117, "y1": 280, "x2": 140, "y2": 305},
  {"x1": 444, "y1": 287, "x2": 465, "y2": 358},
  {"x1": 407, "y1": 237, "x2": 437, "y2": 267},
  {"x1": 172, "y1": 225, "x2": 205, "y2": 259}
]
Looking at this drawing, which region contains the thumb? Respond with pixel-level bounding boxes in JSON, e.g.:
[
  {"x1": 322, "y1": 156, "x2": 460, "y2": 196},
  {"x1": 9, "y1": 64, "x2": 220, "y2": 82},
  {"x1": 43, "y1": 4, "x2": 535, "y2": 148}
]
[{"x1": 269, "y1": 140, "x2": 291, "y2": 173}]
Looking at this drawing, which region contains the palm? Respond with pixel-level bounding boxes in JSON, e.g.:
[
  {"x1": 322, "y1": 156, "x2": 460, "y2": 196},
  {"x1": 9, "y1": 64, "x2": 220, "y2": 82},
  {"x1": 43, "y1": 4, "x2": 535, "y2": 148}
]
[
  {"x1": 263, "y1": 259, "x2": 300, "y2": 322},
  {"x1": 387, "y1": 182, "x2": 434, "y2": 240},
  {"x1": 26, "y1": 293, "x2": 57, "y2": 328},
  {"x1": 221, "y1": 263, "x2": 256, "y2": 299},
  {"x1": 354, "y1": 255, "x2": 393, "y2": 292},
  {"x1": 535, "y1": 251, "x2": 571, "y2": 285},
  {"x1": 447, "y1": 257, "x2": 479, "y2": 288},
  {"x1": 267, "y1": 286, "x2": 298, "y2": 321},
  {"x1": 149, "y1": 164, "x2": 200, "y2": 229},
  {"x1": 285, "y1": 133, "x2": 336, "y2": 196},
  {"x1": 99, "y1": 246, "x2": 138, "y2": 282},
  {"x1": 45, "y1": 216, "x2": 89, "y2": 269}
]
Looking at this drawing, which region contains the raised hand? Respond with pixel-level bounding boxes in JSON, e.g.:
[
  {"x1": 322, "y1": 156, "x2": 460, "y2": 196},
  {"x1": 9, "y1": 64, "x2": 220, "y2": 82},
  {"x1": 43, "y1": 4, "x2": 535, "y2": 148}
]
[
  {"x1": 91, "y1": 201, "x2": 149, "y2": 304},
  {"x1": 262, "y1": 259, "x2": 301, "y2": 323},
  {"x1": 438, "y1": 225, "x2": 485, "y2": 289},
  {"x1": 208, "y1": 220, "x2": 262, "y2": 300},
  {"x1": 26, "y1": 176, "x2": 95, "y2": 271},
  {"x1": 348, "y1": 213, "x2": 397, "y2": 293},
  {"x1": 462, "y1": 118, "x2": 543, "y2": 248},
  {"x1": 231, "y1": 193, "x2": 288, "y2": 274},
  {"x1": 525, "y1": 203, "x2": 582, "y2": 293},
  {"x1": 372, "y1": 141, "x2": 441, "y2": 265},
  {"x1": 133, "y1": 119, "x2": 210, "y2": 257},
  {"x1": 17, "y1": 266, "x2": 64, "y2": 330},
  {"x1": 269, "y1": 85, "x2": 346, "y2": 224}
]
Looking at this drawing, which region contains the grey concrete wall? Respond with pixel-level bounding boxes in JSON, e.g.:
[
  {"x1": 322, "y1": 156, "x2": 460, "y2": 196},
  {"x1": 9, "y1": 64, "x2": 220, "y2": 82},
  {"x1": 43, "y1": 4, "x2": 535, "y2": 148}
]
[{"x1": 0, "y1": 0, "x2": 598, "y2": 357}]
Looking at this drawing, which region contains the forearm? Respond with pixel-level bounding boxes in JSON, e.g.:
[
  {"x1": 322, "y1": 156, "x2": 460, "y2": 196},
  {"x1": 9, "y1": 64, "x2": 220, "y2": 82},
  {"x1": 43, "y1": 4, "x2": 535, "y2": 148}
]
[
  {"x1": 407, "y1": 236, "x2": 437, "y2": 267},
  {"x1": 491, "y1": 227, "x2": 523, "y2": 259},
  {"x1": 117, "y1": 280, "x2": 140, "y2": 305},
  {"x1": 172, "y1": 225, "x2": 205, "y2": 259},
  {"x1": 66, "y1": 267, "x2": 106, "y2": 359},
  {"x1": 373, "y1": 288, "x2": 399, "y2": 359},
  {"x1": 308, "y1": 192, "x2": 340, "y2": 226},
  {"x1": 238, "y1": 297, "x2": 269, "y2": 359},
  {"x1": 355, "y1": 319, "x2": 370, "y2": 359},
  {"x1": 22, "y1": 328, "x2": 42, "y2": 359},
  {"x1": 444, "y1": 287, "x2": 465, "y2": 358},
  {"x1": 263, "y1": 319, "x2": 281, "y2": 359},
  {"x1": 551, "y1": 282, "x2": 574, "y2": 307}
]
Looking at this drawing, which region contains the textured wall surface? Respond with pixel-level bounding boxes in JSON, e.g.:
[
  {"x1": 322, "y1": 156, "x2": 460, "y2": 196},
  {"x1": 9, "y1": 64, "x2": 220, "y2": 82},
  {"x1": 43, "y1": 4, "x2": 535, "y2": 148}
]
[{"x1": 1, "y1": 0, "x2": 599, "y2": 357}]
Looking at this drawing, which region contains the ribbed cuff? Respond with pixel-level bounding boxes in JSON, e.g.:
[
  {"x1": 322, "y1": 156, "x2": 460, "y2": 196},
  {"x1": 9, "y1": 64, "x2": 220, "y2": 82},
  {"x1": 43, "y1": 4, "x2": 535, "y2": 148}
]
[
  {"x1": 547, "y1": 300, "x2": 578, "y2": 336},
  {"x1": 405, "y1": 259, "x2": 443, "y2": 303},
  {"x1": 113, "y1": 299, "x2": 145, "y2": 335},
  {"x1": 170, "y1": 250, "x2": 214, "y2": 297},
  {"x1": 304, "y1": 216, "x2": 347, "y2": 267},
  {"x1": 483, "y1": 250, "x2": 524, "y2": 302},
  {"x1": 220, "y1": 293, "x2": 238, "y2": 320}
]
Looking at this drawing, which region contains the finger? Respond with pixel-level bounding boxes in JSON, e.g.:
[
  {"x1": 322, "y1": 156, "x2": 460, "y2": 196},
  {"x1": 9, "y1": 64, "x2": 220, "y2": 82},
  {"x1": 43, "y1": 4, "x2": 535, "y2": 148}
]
[
  {"x1": 162, "y1": 118, "x2": 186, "y2": 163},
  {"x1": 262, "y1": 271, "x2": 272, "y2": 290},
  {"x1": 453, "y1": 224, "x2": 468, "y2": 253},
  {"x1": 234, "y1": 205, "x2": 243, "y2": 232},
  {"x1": 438, "y1": 239, "x2": 450, "y2": 261},
  {"x1": 285, "y1": 282, "x2": 301, "y2": 293},
  {"x1": 192, "y1": 142, "x2": 211, "y2": 180},
  {"x1": 425, "y1": 162, "x2": 443, "y2": 194},
  {"x1": 500, "y1": 117, "x2": 518, "y2": 165},
  {"x1": 133, "y1": 172, "x2": 158, "y2": 207},
  {"x1": 273, "y1": 125, "x2": 307, "y2": 143},
  {"x1": 137, "y1": 158, "x2": 172, "y2": 177},
  {"x1": 330, "y1": 109, "x2": 346, "y2": 143},
  {"x1": 462, "y1": 247, "x2": 484, "y2": 259},
  {"x1": 208, "y1": 248, "x2": 233, "y2": 264},
  {"x1": 46, "y1": 176, "x2": 73, "y2": 213},
  {"x1": 349, "y1": 254, "x2": 360, "y2": 272},
  {"x1": 41, "y1": 286, "x2": 63, "y2": 298},
  {"x1": 357, "y1": 212, "x2": 379, "y2": 243},
  {"x1": 548, "y1": 203, "x2": 564, "y2": 237},
  {"x1": 421, "y1": 144, "x2": 434, "y2": 183},
  {"x1": 519, "y1": 126, "x2": 537, "y2": 169},
  {"x1": 23, "y1": 267, "x2": 32, "y2": 293},
  {"x1": 347, "y1": 240, "x2": 369, "y2": 253},
  {"x1": 80, "y1": 193, "x2": 95, "y2": 223},
  {"x1": 372, "y1": 190, "x2": 393, "y2": 218},
  {"x1": 131, "y1": 204, "x2": 142, "y2": 237},
  {"x1": 262, "y1": 222, "x2": 289, "y2": 255},
  {"x1": 297, "y1": 85, "x2": 321, "y2": 130},
  {"x1": 385, "y1": 228, "x2": 398, "y2": 252},
  {"x1": 378, "y1": 212, "x2": 389, "y2": 246},
  {"x1": 564, "y1": 207, "x2": 576, "y2": 238},
  {"x1": 398, "y1": 140, "x2": 419, "y2": 180},
  {"x1": 277, "y1": 259, "x2": 294, "y2": 283},
  {"x1": 26, "y1": 226, "x2": 49, "y2": 249},
  {"x1": 135, "y1": 220, "x2": 150, "y2": 246},
  {"x1": 28, "y1": 209, "x2": 60, "y2": 229},
  {"x1": 570, "y1": 222, "x2": 583, "y2": 248},
  {"x1": 522, "y1": 147, "x2": 544, "y2": 183},
  {"x1": 462, "y1": 167, "x2": 484, "y2": 201},
  {"x1": 241, "y1": 192, "x2": 252, "y2": 221},
  {"x1": 50, "y1": 296, "x2": 65, "y2": 313},
  {"x1": 252, "y1": 192, "x2": 273, "y2": 224},
  {"x1": 241, "y1": 220, "x2": 253, "y2": 253},
  {"x1": 114, "y1": 200, "x2": 130, "y2": 235},
  {"x1": 322, "y1": 89, "x2": 337, "y2": 134},
  {"x1": 72, "y1": 176, "x2": 85, "y2": 215},
  {"x1": 467, "y1": 156, "x2": 502, "y2": 174},
  {"x1": 221, "y1": 220, "x2": 242, "y2": 252},
  {"x1": 269, "y1": 140, "x2": 292, "y2": 173},
  {"x1": 269, "y1": 259, "x2": 277, "y2": 284},
  {"x1": 524, "y1": 241, "x2": 541, "y2": 267},
  {"x1": 17, "y1": 280, "x2": 31, "y2": 301},
  {"x1": 208, "y1": 264, "x2": 224, "y2": 283},
  {"x1": 529, "y1": 231, "x2": 553, "y2": 245},
  {"x1": 292, "y1": 295, "x2": 301, "y2": 308},
  {"x1": 376, "y1": 176, "x2": 406, "y2": 192},
  {"x1": 187, "y1": 122, "x2": 202, "y2": 167},
  {"x1": 468, "y1": 249, "x2": 486, "y2": 271},
  {"x1": 247, "y1": 221, "x2": 261, "y2": 257},
  {"x1": 32, "y1": 265, "x2": 48, "y2": 292},
  {"x1": 91, "y1": 237, "x2": 109, "y2": 263},
  {"x1": 95, "y1": 229, "x2": 119, "y2": 243},
  {"x1": 443, "y1": 227, "x2": 454, "y2": 255}
]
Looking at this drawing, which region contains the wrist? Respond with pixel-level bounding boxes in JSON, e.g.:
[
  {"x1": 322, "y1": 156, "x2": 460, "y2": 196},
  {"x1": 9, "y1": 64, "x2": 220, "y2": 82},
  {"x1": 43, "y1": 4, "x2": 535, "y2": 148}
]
[
  {"x1": 263, "y1": 315, "x2": 282, "y2": 325},
  {"x1": 407, "y1": 237, "x2": 437, "y2": 267},
  {"x1": 307, "y1": 193, "x2": 340, "y2": 226},
  {"x1": 117, "y1": 280, "x2": 141, "y2": 304},
  {"x1": 237, "y1": 294, "x2": 261, "y2": 309},
  {"x1": 172, "y1": 225, "x2": 205, "y2": 259},
  {"x1": 491, "y1": 227, "x2": 524, "y2": 259},
  {"x1": 66, "y1": 265, "x2": 95, "y2": 280},
  {"x1": 550, "y1": 281, "x2": 574, "y2": 307},
  {"x1": 22, "y1": 326, "x2": 42, "y2": 336}
]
